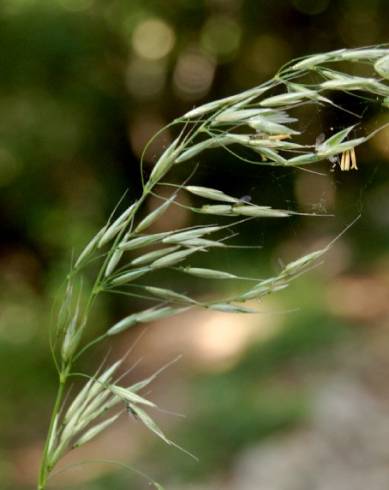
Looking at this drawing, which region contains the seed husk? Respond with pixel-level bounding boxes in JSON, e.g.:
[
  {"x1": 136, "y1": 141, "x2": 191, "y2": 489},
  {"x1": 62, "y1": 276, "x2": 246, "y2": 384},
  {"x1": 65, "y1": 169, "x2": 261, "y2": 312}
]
[
  {"x1": 144, "y1": 286, "x2": 194, "y2": 303},
  {"x1": 108, "y1": 305, "x2": 189, "y2": 336},
  {"x1": 375, "y1": 54, "x2": 389, "y2": 80},
  {"x1": 149, "y1": 139, "x2": 181, "y2": 183},
  {"x1": 291, "y1": 53, "x2": 333, "y2": 70},
  {"x1": 151, "y1": 247, "x2": 201, "y2": 268},
  {"x1": 162, "y1": 226, "x2": 221, "y2": 244},
  {"x1": 185, "y1": 185, "x2": 239, "y2": 203},
  {"x1": 198, "y1": 204, "x2": 234, "y2": 216},
  {"x1": 61, "y1": 301, "x2": 82, "y2": 362},
  {"x1": 213, "y1": 108, "x2": 263, "y2": 124},
  {"x1": 259, "y1": 89, "x2": 316, "y2": 107},
  {"x1": 232, "y1": 205, "x2": 290, "y2": 218},
  {"x1": 209, "y1": 303, "x2": 259, "y2": 313},
  {"x1": 110, "y1": 268, "x2": 151, "y2": 286},
  {"x1": 286, "y1": 153, "x2": 322, "y2": 165},
  {"x1": 182, "y1": 86, "x2": 269, "y2": 119},
  {"x1": 130, "y1": 405, "x2": 171, "y2": 445},
  {"x1": 105, "y1": 249, "x2": 124, "y2": 277},
  {"x1": 282, "y1": 248, "x2": 327, "y2": 274},
  {"x1": 131, "y1": 246, "x2": 179, "y2": 266},
  {"x1": 175, "y1": 136, "x2": 235, "y2": 163},
  {"x1": 107, "y1": 313, "x2": 139, "y2": 336},
  {"x1": 110, "y1": 385, "x2": 156, "y2": 407},
  {"x1": 73, "y1": 413, "x2": 121, "y2": 448},
  {"x1": 120, "y1": 232, "x2": 170, "y2": 251},
  {"x1": 98, "y1": 204, "x2": 136, "y2": 248},
  {"x1": 75, "y1": 227, "x2": 106, "y2": 268},
  {"x1": 340, "y1": 48, "x2": 388, "y2": 61},
  {"x1": 181, "y1": 267, "x2": 238, "y2": 279},
  {"x1": 248, "y1": 117, "x2": 299, "y2": 135},
  {"x1": 135, "y1": 195, "x2": 176, "y2": 233},
  {"x1": 181, "y1": 238, "x2": 226, "y2": 248},
  {"x1": 239, "y1": 281, "x2": 288, "y2": 300},
  {"x1": 136, "y1": 306, "x2": 189, "y2": 323}
]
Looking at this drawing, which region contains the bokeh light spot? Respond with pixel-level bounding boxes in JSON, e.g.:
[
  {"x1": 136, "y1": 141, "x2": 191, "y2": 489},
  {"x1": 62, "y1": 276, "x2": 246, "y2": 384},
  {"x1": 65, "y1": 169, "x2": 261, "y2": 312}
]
[
  {"x1": 338, "y1": 5, "x2": 380, "y2": 45},
  {"x1": 132, "y1": 18, "x2": 175, "y2": 60},
  {"x1": 0, "y1": 303, "x2": 36, "y2": 344},
  {"x1": 173, "y1": 49, "x2": 216, "y2": 100},
  {"x1": 129, "y1": 113, "x2": 170, "y2": 162},
  {"x1": 201, "y1": 15, "x2": 241, "y2": 61},
  {"x1": 245, "y1": 34, "x2": 291, "y2": 77},
  {"x1": 126, "y1": 58, "x2": 166, "y2": 98}
]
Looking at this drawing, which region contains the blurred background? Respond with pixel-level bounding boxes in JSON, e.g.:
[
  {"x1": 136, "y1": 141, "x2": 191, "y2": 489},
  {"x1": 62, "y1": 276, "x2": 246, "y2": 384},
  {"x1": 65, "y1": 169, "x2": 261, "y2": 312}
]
[{"x1": 1, "y1": 0, "x2": 389, "y2": 489}]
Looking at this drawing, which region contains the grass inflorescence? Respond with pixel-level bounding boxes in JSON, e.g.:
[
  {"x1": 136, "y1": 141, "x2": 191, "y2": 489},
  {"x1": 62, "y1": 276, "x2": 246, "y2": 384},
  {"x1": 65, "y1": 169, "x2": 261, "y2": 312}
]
[{"x1": 37, "y1": 46, "x2": 389, "y2": 489}]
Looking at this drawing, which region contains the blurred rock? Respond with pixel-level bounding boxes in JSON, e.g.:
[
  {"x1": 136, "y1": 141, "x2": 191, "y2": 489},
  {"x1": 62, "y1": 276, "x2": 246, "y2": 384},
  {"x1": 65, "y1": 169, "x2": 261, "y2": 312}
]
[{"x1": 231, "y1": 376, "x2": 389, "y2": 490}]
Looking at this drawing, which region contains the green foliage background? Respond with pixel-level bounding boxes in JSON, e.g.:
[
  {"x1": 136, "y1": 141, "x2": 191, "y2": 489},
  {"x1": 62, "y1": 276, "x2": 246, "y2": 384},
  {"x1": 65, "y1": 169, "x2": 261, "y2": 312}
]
[{"x1": 0, "y1": 1, "x2": 388, "y2": 488}]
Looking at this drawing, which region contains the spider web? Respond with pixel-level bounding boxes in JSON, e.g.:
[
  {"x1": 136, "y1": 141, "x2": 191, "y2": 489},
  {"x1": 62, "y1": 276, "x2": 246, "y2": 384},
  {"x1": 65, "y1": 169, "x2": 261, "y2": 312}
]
[{"x1": 184, "y1": 95, "x2": 388, "y2": 276}]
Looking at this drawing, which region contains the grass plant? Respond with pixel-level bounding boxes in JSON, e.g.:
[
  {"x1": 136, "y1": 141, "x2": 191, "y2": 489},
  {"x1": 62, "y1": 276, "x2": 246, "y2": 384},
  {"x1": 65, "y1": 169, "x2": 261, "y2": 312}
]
[{"x1": 37, "y1": 46, "x2": 389, "y2": 489}]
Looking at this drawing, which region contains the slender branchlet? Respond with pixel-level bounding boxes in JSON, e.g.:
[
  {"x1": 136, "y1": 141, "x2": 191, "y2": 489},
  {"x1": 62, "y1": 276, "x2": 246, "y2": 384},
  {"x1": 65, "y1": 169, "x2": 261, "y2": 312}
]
[{"x1": 37, "y1": 46, "x2": 389, "y2": 490}]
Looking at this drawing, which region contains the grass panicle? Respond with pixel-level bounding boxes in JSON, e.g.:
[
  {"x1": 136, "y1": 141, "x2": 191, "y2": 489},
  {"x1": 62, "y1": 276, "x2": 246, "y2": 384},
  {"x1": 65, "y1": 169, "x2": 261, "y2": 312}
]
[{"x1": 37, "y1": 46, "x2": 388, "y2": 490}]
